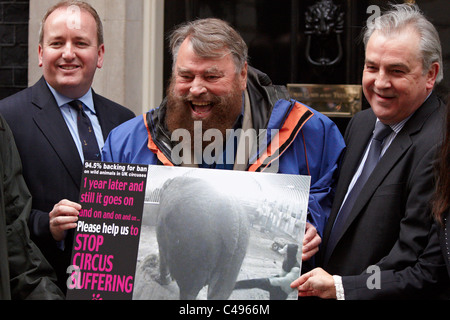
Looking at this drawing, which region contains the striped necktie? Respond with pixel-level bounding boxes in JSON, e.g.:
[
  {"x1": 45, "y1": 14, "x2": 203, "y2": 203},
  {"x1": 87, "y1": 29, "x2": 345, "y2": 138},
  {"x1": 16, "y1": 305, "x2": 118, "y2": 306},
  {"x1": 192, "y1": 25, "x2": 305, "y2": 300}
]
[
  {"x1": 69, "y1": 100, "x2": 101, "y2": 161},
  {"x1": 324, "y1": 121, "x2": 392, "y2": 263}
]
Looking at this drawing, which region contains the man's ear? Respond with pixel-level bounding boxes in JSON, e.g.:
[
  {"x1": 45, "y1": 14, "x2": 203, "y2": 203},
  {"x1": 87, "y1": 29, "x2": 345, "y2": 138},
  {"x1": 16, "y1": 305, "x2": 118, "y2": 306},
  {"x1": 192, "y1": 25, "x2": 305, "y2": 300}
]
[
  {"x1": 240, "y1": 62, "x2": 248, "y2": 90},
  {"x1": 426, "y1": 62, "x2": 439, "y2": 90},
  {"x1": 97, "y1": 43, "x2": 105, "y2": 69},
  {"x1": 38, "y1": 44, "x2": 43, "y2": 67}
]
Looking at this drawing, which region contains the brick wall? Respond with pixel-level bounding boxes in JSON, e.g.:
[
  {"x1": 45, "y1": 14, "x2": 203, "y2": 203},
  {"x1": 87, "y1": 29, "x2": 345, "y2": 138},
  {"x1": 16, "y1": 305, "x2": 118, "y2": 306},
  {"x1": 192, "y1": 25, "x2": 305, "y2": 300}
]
[{"x1": 0, "y1": 0, "x2": 29, "y2": 99}]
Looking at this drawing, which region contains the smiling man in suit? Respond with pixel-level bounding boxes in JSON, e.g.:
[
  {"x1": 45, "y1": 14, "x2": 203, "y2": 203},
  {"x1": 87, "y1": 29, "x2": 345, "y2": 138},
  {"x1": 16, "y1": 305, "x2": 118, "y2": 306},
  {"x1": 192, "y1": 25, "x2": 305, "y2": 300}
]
[
  {"x1": 291, "y1": 4, "x2": 449, "y2": 299},
  {"x1": 0, "y1": 1, "x2": 134, "y2": 293}
]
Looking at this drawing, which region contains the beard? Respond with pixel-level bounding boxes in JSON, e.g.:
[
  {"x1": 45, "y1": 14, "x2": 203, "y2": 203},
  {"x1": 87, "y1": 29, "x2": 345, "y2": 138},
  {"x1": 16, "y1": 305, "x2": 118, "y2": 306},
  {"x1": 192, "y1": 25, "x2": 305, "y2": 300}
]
[{"x1": 165, "y1": 76, "x2": 243, "y2": 151}]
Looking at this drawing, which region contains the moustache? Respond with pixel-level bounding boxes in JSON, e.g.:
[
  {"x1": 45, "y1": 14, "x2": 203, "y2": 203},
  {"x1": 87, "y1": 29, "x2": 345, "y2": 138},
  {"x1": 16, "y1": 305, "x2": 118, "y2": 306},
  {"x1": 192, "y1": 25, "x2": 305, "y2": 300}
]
[{"x1": 176, "y1": 93, "x2": 223, "y2": 106}]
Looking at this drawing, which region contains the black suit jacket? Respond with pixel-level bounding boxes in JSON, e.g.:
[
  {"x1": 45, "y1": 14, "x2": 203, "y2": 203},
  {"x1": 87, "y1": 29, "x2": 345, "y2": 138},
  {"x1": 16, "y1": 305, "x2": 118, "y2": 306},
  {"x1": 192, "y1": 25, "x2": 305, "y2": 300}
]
[
  {"x1": 318, "y1": 93, "x2": 449, "y2": 299},
  {"x1": 0, "y1": 77, "x2": 135, "y2": 291}
]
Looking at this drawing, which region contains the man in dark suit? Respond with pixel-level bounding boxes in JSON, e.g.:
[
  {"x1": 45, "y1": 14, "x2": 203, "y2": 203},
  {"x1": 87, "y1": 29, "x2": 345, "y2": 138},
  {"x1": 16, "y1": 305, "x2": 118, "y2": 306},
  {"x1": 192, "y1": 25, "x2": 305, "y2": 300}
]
[
  {"x1": 0, "y1": 1, "x2": 134, "y2": 292},
  {"x1": 0, "y1": 114, "x2": 64, "y2": 300},
  {"x1": 291, "y1": 4, "x2": 449, "y2": 299}
]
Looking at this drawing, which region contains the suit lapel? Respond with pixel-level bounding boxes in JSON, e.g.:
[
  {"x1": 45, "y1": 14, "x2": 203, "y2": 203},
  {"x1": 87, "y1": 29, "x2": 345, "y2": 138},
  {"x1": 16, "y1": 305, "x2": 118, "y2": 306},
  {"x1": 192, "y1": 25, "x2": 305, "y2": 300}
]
[
  {"x1": 93, "y1": 91, "x2": 115, "y2": 140},
  {"x1": 31, "y1": 77, "x2": 83, "y2": 188},
  {"x1": 340, "y1": 132, "x2": 412, "y2": 235}
]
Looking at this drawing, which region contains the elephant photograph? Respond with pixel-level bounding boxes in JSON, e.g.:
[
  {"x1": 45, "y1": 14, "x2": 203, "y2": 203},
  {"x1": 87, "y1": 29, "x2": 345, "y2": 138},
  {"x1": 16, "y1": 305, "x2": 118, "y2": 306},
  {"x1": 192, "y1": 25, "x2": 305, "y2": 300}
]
[{"x1": 132, "y1": 166, "x2": 310, "y2": 300}]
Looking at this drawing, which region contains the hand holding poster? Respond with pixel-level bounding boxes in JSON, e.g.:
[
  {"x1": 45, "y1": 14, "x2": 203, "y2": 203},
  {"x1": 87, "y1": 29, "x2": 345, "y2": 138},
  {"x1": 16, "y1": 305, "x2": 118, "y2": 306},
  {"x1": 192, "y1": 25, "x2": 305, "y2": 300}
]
[{"x1": 67, "y1": 162, "x2": 311, "y2": 300}]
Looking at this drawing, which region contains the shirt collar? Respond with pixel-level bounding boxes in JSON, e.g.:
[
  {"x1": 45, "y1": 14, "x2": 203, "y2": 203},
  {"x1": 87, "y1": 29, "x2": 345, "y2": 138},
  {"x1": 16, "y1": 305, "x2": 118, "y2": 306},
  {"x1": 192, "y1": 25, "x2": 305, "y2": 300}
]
[{"x1": 46, "y1": 81, "x2": 96, "y2": 114}]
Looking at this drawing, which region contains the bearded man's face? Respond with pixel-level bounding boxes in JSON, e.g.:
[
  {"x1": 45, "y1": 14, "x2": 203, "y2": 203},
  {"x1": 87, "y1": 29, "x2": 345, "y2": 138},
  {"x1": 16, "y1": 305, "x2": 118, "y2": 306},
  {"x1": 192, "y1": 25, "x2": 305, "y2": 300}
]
[{"x1": 166, "y1": 38, "x2": 247, "y2": 141}]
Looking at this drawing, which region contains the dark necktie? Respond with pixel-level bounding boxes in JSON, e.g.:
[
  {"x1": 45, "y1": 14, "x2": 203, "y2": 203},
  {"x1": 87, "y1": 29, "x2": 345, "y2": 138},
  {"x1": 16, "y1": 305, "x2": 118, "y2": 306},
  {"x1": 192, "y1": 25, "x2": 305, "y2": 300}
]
[
  {"x1": 324, "y1": 121, "x2": 392, "y2": 262},
  {"x1": 69, "y1": 100, "x2": 101, "y2": 161}
]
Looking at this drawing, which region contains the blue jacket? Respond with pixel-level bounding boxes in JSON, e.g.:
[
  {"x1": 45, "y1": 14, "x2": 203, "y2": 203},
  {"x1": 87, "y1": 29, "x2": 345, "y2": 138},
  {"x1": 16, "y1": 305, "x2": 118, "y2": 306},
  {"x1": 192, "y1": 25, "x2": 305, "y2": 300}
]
[{"x1": 102, "y1": 67, "x2": 345, "y2": 236}]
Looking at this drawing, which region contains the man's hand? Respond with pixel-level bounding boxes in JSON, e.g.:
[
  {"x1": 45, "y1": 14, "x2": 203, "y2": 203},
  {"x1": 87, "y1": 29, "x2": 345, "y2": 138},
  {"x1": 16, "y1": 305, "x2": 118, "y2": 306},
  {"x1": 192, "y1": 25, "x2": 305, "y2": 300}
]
[
  {"x1": 302, "y1": 222, "x2": 321, "y2": 261},
  {"x1": 49, "y1": 199, "x2": 81, "y2": 241},
  {"x1": 290, "y1": 267, "x2": 336, "y2": 299}
]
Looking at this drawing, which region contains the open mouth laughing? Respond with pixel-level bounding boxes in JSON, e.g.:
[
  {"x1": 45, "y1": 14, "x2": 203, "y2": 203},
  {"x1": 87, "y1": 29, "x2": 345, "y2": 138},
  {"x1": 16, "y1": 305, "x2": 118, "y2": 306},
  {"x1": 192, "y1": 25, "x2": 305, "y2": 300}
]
[{"x1": 189, "y1": 101, "x2": 214, "y2": 118}]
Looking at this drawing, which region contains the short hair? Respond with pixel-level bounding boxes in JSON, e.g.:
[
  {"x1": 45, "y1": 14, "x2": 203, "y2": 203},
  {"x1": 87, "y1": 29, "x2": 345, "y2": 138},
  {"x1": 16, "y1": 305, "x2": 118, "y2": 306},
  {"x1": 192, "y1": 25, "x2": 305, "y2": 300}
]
[
  {"x1": 39, "y1": 0, "x2": 104, "y2": 47},
  {"x1": 363, "y1": 3, "x2": 443, "y2": 84},
  {"x1": 169, "y1": 18, "x2": 248, "y2": 74}
]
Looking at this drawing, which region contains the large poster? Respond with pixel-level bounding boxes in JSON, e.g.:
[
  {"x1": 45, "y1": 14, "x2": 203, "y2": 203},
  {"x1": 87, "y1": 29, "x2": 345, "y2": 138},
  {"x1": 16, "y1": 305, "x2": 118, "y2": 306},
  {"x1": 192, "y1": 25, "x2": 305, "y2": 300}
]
[
  {"x1": 66, "y1": 161, "x2": 148, "y2": 300},
  {"x1": 67, "y1": 162, "x2": 310, "y2": 300}
]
